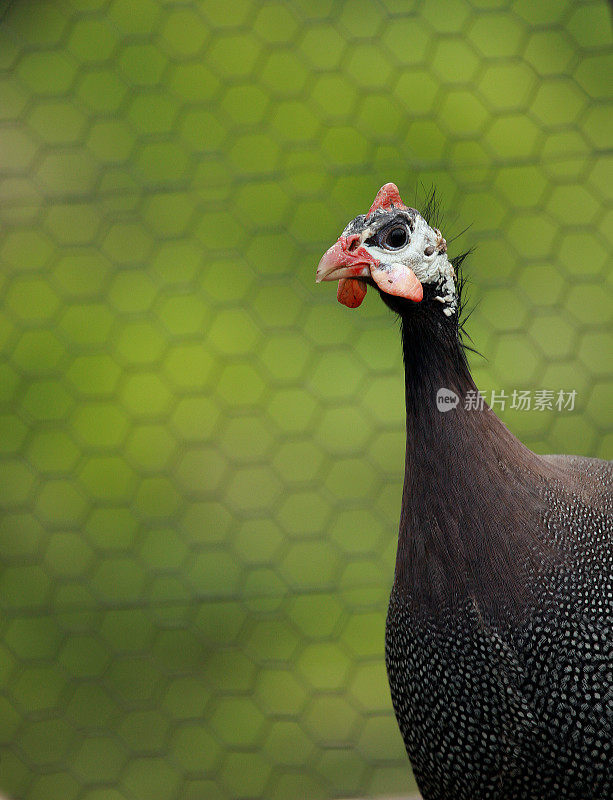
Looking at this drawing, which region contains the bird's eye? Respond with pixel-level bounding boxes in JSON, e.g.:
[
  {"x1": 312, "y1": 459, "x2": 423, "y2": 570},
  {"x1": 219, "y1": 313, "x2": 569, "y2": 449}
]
[{"x1": 382, "y1": 225, "x2": 408, "y2": 250}]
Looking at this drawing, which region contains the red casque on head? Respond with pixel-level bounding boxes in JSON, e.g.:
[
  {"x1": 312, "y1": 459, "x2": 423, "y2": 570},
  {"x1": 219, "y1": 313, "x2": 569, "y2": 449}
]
[{"x1": 367, "y1": 182, "x2": 408, "y2": 218}]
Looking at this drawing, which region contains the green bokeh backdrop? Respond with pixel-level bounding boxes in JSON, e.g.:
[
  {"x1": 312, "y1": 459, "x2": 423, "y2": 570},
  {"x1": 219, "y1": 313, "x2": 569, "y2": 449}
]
[{"x1": 0, "y1": 1, "x2": 611, "y2": 799}]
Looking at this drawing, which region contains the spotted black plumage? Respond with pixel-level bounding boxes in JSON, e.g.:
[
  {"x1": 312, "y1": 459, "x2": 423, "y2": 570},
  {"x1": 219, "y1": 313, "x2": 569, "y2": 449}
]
[{"x1": 387, "y1": 456, "x2": 612, "y2": 799}]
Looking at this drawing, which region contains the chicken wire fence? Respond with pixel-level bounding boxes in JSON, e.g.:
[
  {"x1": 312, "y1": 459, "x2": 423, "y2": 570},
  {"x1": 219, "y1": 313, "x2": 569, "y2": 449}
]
[{"x1": 0, "y1": 1, "x2": 611, "y2": 799}]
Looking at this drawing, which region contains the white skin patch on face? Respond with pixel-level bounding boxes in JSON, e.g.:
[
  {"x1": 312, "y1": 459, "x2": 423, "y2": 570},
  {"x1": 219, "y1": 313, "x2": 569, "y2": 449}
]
[{"x1": 347, "y1": 211, "x2": 458, "y2": 315}]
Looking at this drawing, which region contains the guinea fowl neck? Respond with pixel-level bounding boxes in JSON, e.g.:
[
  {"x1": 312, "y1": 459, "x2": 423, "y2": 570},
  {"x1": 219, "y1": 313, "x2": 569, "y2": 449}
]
[{"x1": 395, "y1": 306, "x2": 549, "y2": 621}]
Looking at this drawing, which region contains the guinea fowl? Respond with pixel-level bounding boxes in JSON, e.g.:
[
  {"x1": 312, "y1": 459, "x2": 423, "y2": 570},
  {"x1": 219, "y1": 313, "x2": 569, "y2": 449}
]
[{"x1": 316, "y1": 183, "x2": 612, "y2": 800}]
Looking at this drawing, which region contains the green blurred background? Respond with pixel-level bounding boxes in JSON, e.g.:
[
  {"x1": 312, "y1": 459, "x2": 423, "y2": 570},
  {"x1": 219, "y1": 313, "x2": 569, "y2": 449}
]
[{"x1": 0, "y1": 1, "x2": 611, "y2": 799}]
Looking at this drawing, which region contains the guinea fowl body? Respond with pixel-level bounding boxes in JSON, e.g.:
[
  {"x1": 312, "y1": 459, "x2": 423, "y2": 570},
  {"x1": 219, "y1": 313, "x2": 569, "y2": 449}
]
[
  {"x1": 385, "y1": 300, "x2": 612, "y2": 800},
  {"x1": 316, "y1": 184, "x2": 612, "y2": 799}
]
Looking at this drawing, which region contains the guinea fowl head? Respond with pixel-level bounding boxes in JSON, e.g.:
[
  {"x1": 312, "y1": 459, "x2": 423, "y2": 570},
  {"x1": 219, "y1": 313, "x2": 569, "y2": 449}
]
[{"x1": 316, "y1": 182, "x2": 457, "y2": 317}]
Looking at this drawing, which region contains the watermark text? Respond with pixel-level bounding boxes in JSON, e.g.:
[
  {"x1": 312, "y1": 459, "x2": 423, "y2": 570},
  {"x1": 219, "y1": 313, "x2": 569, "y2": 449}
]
[{"x1": 437, "y1": 388, "x2": 577, "y2": 412}]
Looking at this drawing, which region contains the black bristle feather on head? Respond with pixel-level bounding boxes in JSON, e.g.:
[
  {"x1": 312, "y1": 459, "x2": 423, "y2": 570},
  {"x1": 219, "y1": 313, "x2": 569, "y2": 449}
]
[
  {"x1": 452, "y1": 249, "x2": 482, "y2": 360},
  {"x1": 406, "y1": 184, "x2": 481, "y2": 360}
]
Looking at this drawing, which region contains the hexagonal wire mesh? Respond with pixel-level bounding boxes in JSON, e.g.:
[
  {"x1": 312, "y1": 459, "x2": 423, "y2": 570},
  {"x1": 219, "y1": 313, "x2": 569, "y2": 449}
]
[{"x1": 0, "y1": 1, "x2": 611, "y2": 799}]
